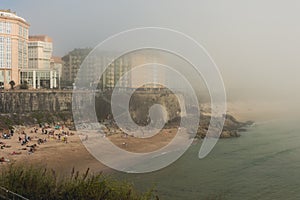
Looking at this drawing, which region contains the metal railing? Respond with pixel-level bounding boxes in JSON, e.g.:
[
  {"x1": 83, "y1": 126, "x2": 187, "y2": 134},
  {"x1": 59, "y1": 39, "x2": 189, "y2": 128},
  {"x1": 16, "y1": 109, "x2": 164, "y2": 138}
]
[{"x1": 0, "y1": 186, "x2": 29, "y2": 200}]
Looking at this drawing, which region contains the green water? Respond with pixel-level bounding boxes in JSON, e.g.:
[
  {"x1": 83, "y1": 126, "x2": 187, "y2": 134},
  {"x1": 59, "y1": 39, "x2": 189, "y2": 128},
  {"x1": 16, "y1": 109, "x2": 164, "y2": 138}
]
[{"x1": 116, "y1": 119, "x2": 300, "y2": 199}]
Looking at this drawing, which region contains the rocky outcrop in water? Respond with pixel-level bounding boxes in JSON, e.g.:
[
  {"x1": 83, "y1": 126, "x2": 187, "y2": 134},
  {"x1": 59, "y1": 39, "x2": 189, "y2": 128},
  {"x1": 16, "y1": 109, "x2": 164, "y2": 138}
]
[
  {"x1": 197, "y1": 114, "x2": 253, "y2": 138},
  {"x1": 166, "y1": 113, "x2": 253, "y2": 139}
]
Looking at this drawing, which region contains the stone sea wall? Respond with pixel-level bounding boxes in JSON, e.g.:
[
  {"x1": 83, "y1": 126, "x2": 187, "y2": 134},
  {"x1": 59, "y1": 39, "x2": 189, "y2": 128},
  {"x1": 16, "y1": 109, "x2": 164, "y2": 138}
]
[
  {"x1": 0, "y1": 90, "x2": 252, "y2": 138},
  {"x1": 0, "y1": 90, "x2": 182, "y2": 123},
  {"x1": 0, "y1": 90, "x2": 73, "y2": 113}
]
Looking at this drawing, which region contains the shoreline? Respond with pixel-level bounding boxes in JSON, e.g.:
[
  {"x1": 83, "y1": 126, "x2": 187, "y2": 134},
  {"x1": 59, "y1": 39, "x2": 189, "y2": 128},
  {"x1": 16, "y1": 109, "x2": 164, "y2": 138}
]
[
  {"x1": 0, "y1": 116, "x2": 251, "y2": 175},
  {"x1": 0, "y1": 104, "x2": 253, "y2": 174}
]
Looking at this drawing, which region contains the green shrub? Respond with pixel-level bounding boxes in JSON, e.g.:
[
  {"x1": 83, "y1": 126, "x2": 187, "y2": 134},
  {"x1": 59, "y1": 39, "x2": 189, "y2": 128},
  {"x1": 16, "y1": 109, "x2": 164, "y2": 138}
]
[{"x1": 0, "y1": 164, "x2": 156, "y2": 200}]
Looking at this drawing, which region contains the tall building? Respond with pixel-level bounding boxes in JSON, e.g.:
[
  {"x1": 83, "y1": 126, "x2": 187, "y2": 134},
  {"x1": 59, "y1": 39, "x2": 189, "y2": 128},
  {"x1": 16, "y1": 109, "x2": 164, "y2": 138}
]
[
  {"x1": 61, "y1": 49, "x2": 166, "y2": 90},
  {"x1": 98, "y1": 54, "x2": 131, "y2": 90},
  {"x1": 0, "y1": 9, "x2": 29, "y2": 89},
  {"x1": 61, "y1": 48, "x2": 92, "y2": 87},
  {"x1": 62, "y1": 48, "x2": 132, "y2": 89},
  {"x1": 129, "y1": 50, "x2": 165, "y2": 89},
  {"x1": 20, "y1": 35, "x2": 57, "y2": 89},
  {"x1": 28, "y1": 35, "x2": 52, "y2": 69}
]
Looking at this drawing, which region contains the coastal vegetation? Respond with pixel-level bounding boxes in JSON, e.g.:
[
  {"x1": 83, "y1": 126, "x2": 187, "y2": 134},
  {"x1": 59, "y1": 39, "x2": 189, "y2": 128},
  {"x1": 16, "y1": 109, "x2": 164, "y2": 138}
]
[{"x1": 0, "y1": 164, "x2": 156, "y2": 200}]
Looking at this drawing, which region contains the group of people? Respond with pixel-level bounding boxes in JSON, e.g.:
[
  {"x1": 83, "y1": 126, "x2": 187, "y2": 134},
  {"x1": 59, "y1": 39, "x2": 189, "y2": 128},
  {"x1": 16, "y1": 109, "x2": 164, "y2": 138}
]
[
  {"x1": 0, "y1": 141, "x2": 11, "y2": 149},
  {"x1": 19, "y1": 131, "x2": 31, "y2": 146},
  {"x1": 21, "y1": 124, "x2": 71, "y2": 154},
  {"x1": 27, "y1": 124, "x2": 73, "y2": 144},
  {"x1": 0, "y1": 123, "x2": 74, "y2": 162},
  {"x1": 1, "y1": 129, "x2": 14, "y2": 139},
  {"x1": 0, "y1": 129, "x2": 15, "y2": 162}
]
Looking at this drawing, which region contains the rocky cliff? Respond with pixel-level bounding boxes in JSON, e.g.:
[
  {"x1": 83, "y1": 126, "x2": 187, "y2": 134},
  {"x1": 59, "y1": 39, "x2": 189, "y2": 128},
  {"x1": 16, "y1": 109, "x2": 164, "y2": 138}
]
[{"x1": 0, "y1": 90, "x2": 252, "y2": 138}]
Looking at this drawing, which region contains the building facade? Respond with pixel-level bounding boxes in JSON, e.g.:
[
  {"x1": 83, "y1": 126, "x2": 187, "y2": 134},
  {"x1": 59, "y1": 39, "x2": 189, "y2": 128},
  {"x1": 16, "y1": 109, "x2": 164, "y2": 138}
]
[
  {"x1": 28, "y1": 35, "x2": 52, "y2": 69},
  {"x1": 129, "y1": 50, "x2": 165, "y2": 89},
  {"x1": 61, "y1": 48, "x2": 92, "y2": 87},
  {"x1": 50, "y1": 56, "x2": 63, "y2": 89},
  {"x1": 20, "y1": 35, "x2": 57, "y2": 89},
  {"x1": 97, "y1": 54, "x2": 131, "y2": 90},
  {"x1": 62, "y1": 48, "x2": 133, "y2": 89},
  {"x1": 61, "y1": 48, "x2": 167, "y2": 90},
  {"x1": 0, "y1": 9, "x2": 29, "y2": 89}
]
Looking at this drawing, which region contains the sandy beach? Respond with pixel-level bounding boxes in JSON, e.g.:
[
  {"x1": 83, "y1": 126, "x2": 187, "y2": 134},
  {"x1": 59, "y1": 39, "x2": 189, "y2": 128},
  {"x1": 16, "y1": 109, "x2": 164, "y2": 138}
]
[
  {"x1": 0, "y1": 125, "x2": 110, "y2": 174},
  {"x1": 107, "y1": 128, "x2": 178, "y2": 153},
  {"x1": 0, "y1": 124, "x2": 181, "y2": 174}
]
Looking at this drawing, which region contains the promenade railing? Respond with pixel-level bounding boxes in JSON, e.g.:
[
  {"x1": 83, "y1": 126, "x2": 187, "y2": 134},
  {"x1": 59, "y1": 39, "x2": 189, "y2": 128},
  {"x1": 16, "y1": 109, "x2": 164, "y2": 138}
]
[{"x1": 0, "y1": 186, "x2": 29, "y2": 200}]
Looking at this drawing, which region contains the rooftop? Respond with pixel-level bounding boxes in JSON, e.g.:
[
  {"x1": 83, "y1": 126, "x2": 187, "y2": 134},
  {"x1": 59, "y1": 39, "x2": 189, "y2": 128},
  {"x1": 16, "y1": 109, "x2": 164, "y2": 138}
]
[
  {"x1": 29, "y1": 35, "x2": 53, "y2": 43},
  {"x1": 0, "y1": 9, "x2": 27, "y2": 23},
  {"x1": 51, "y1": 56, "x2": 63, "y2": 64}
]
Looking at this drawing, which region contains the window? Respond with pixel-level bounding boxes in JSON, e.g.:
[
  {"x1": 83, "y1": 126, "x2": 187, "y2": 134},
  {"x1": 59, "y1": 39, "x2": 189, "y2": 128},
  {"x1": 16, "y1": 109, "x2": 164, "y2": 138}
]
[
  {"x1": 19, "y1": 25, "x2": 22, "y2": 36},
  {"x1": 0, "y1": 70, "x2": 4, "y2": 83},
  {"x1": 18, "y1": 39, "x2": 23, "y2": 68},
  {"x1": 6, "y1": 37, "x2": 11, "y2": 68},
  {"x1": 0, "y1": 37, "x2": 4, "y2": 68},
  {"x1": 23, "y1": 27, "x2": 27, "y2": 38},
  {"x1": 5, "y1": 70, "x2": 10, "y2": 84},
  {"x1": 21, "y1": 71, "x2": 33, "y2": 85},
  {"x1": 0, "y1": 22, "x2": 3, "y2": 33},
  {"x1": 23, "y1": 41, "x2": 27, "y2": 68},
  {"x1": 5, "y1": 22, "x2": 11, "y2": 34}
]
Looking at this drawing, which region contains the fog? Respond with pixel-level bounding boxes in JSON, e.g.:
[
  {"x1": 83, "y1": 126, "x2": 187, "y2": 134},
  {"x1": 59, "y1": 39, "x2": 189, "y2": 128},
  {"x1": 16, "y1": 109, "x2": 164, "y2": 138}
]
[{"x1": 3, "y1": 0, "x2": 300, "y2": 119}]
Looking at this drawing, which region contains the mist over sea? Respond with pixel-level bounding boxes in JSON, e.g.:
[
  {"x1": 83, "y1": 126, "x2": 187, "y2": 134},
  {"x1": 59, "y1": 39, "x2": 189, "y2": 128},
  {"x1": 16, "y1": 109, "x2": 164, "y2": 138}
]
[{"x1": 115, "y1": 100, "x2": 300, "y2": 199}]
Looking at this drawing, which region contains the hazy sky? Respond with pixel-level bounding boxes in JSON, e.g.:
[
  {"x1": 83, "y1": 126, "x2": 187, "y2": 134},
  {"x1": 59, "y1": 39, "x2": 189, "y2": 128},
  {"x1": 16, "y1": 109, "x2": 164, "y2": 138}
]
[{"x1": 2, "y1": 0, "x2": 300, "y2": 113}]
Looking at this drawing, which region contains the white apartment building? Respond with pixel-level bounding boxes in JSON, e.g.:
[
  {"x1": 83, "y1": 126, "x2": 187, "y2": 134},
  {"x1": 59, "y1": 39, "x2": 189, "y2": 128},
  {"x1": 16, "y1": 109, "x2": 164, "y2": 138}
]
[
  {"x1": 28, "y1": 35, "x2": 52, "y2": 69},
  {"x1": 20, "y1": 35, "x2": 57, "y2": 89}
]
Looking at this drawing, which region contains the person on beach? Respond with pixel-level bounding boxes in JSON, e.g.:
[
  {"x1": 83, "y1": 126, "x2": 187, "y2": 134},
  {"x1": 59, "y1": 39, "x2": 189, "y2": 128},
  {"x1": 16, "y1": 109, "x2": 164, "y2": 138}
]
[
  {"x1": 28, "y1": 147, "x2": 34, "y2": 154},
  {"x1": 0, "y1": 157, "x2": 9, "y2": 162},
  {"x1": 64, "y1": 135, "x2": 68, "y2": 143},
  {"x1": 10, "y1": 129, "x2": 14, "y2": 136}
]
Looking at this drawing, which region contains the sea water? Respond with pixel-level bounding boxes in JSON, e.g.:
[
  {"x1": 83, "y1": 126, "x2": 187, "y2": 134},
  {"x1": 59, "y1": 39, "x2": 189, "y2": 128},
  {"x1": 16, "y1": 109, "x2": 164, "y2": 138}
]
[{"x1": 116, "y1": 118, "x2": 300, "y2": 199}]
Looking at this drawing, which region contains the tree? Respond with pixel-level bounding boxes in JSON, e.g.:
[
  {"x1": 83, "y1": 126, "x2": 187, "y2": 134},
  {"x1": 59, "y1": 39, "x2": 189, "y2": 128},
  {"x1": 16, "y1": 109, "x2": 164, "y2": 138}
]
[{"x1": 9, "y1": 80, "x2": 15, "y2": 90}]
